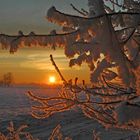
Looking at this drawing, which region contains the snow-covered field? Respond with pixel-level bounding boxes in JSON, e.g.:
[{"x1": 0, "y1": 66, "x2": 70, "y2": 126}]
[{"x1": 0, "y1": 87, "x2": 138, "y2": 140}]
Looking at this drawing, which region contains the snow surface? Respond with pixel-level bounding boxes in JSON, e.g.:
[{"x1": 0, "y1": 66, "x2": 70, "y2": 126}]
[{"x1": 0, "y1": 87, "x2": 138, "y2": 140}]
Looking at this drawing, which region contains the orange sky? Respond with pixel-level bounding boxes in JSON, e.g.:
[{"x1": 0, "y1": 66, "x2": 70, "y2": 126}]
[
  {"x1": 0, "y1": 0, "x2": 91, "y2": 85},
  {"x1": 0, "y1": 48, "x2": 90, "y2": 84}
]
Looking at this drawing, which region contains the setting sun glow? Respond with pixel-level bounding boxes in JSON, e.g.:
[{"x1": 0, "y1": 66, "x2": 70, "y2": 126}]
[{"x1": 49, "y1": 76, "x2": 56, "y2": 84}]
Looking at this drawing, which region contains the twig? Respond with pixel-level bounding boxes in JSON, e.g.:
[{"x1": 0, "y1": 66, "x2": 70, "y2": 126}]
[
  {"x1": 50, "y1": 54, "x2": 67, "y2": 83},
  {"x1": 121, "y1": 28, "x2": 136, "y2": 45},
  {"x1": 109, "y1": 0, "x2": 126, "y2": 10},
  {"x1": 104, "y1": 5, "x2": 114, "y2": 13},
  {"x1": 81, "y1": 8, "x2": 89, "y2": 15},
  {"x1": 50, "y1": 55, "x2": 136, "y2": 97},
  {"x1": 50, "y1": 7, "x2": 140, "y2": 21},
  {"x1": 70, "y1": 3, "x2": 87, "y2": 16},
  {"x1": 102, "y1": 76, "x2": 133, "y2": 93}
]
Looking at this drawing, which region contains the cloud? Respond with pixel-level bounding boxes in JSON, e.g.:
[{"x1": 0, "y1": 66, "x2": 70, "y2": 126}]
[{"x1": 20, "y1": 53, "x2": 69, "y2": 70}]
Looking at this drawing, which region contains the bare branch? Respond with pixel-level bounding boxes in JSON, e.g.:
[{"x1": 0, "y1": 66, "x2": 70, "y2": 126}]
[
  {"x1": 70, "y1": 3, "x2": 87, "y2": 16},
  {"x1": 109, "y1": 0, "x2": 126, "y2": 10},
  {"x1": 81, "y1": 8, "x2": 89, "y2": 15}
]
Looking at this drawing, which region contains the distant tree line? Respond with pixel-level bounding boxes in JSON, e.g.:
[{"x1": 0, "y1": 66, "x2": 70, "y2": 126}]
[{"x1": 0, "y1": 72, "x2": 14, "y2": 87}]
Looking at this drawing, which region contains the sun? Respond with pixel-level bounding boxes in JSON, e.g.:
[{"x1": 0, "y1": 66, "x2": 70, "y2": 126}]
[{"x1": 49, "y1": 76, "x2": 56, "y2": 84}]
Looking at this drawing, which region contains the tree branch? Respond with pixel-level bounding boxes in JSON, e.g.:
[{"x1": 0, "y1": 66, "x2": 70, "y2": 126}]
[
  {"x1": 70, "y1": 3, "x2": 87, "y2": 16},
  {"x1": 50, "y1": 54, "x2": 67, "y2": 83}
]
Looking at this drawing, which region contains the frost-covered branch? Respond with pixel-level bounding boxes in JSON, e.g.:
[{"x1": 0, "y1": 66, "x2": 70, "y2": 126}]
[
  {"x1": 48, "y1": 124, "x2": 72, "y2": 140},
  {"x1": 0, "y1": 30, "x2": 80, "y2": 53},
  {"x1": 47, "y1": 6, "x2": 140, "y2": 28},
  {"x1": 0, "y1": 121, "x2": 38, "y2": 140},
  {"x1": 27, "y1": 55, "x2": 140, "y2": 130}
]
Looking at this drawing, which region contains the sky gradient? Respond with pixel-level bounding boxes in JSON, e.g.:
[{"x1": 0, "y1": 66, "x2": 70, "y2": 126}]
[
  {"x1": 0, "y1": 0, "x2": 88, "y2": 34},
  {"x1": 0, "y1": 48, "x2": 90, "y2": 84},
  {"x1": 0, "y1": 0, "x2": 90, "y2": 84}
]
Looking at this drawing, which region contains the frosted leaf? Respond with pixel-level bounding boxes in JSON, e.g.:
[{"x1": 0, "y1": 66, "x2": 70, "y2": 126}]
[
  {"x1": 0, "y1": 30, "x2": 80, "y2": 53},
  {"x1": 72, "y1": 42, "x2": 91, "y2": 55},
  {"x1": 0, "y1": 34, "x2": 15, "y2": 50},
  {"x1": 46, "y1": 6, "x2": 101, "y2": 30},
  {"x1": 69, "y1": 53, "x2": 95, "y2": 71},
  {"x1": 0, "y1": 121, "x2": 38, "y2": 140},
  {"x1": 90, "y1": 59, "x2": 113, "y2": 83}
]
